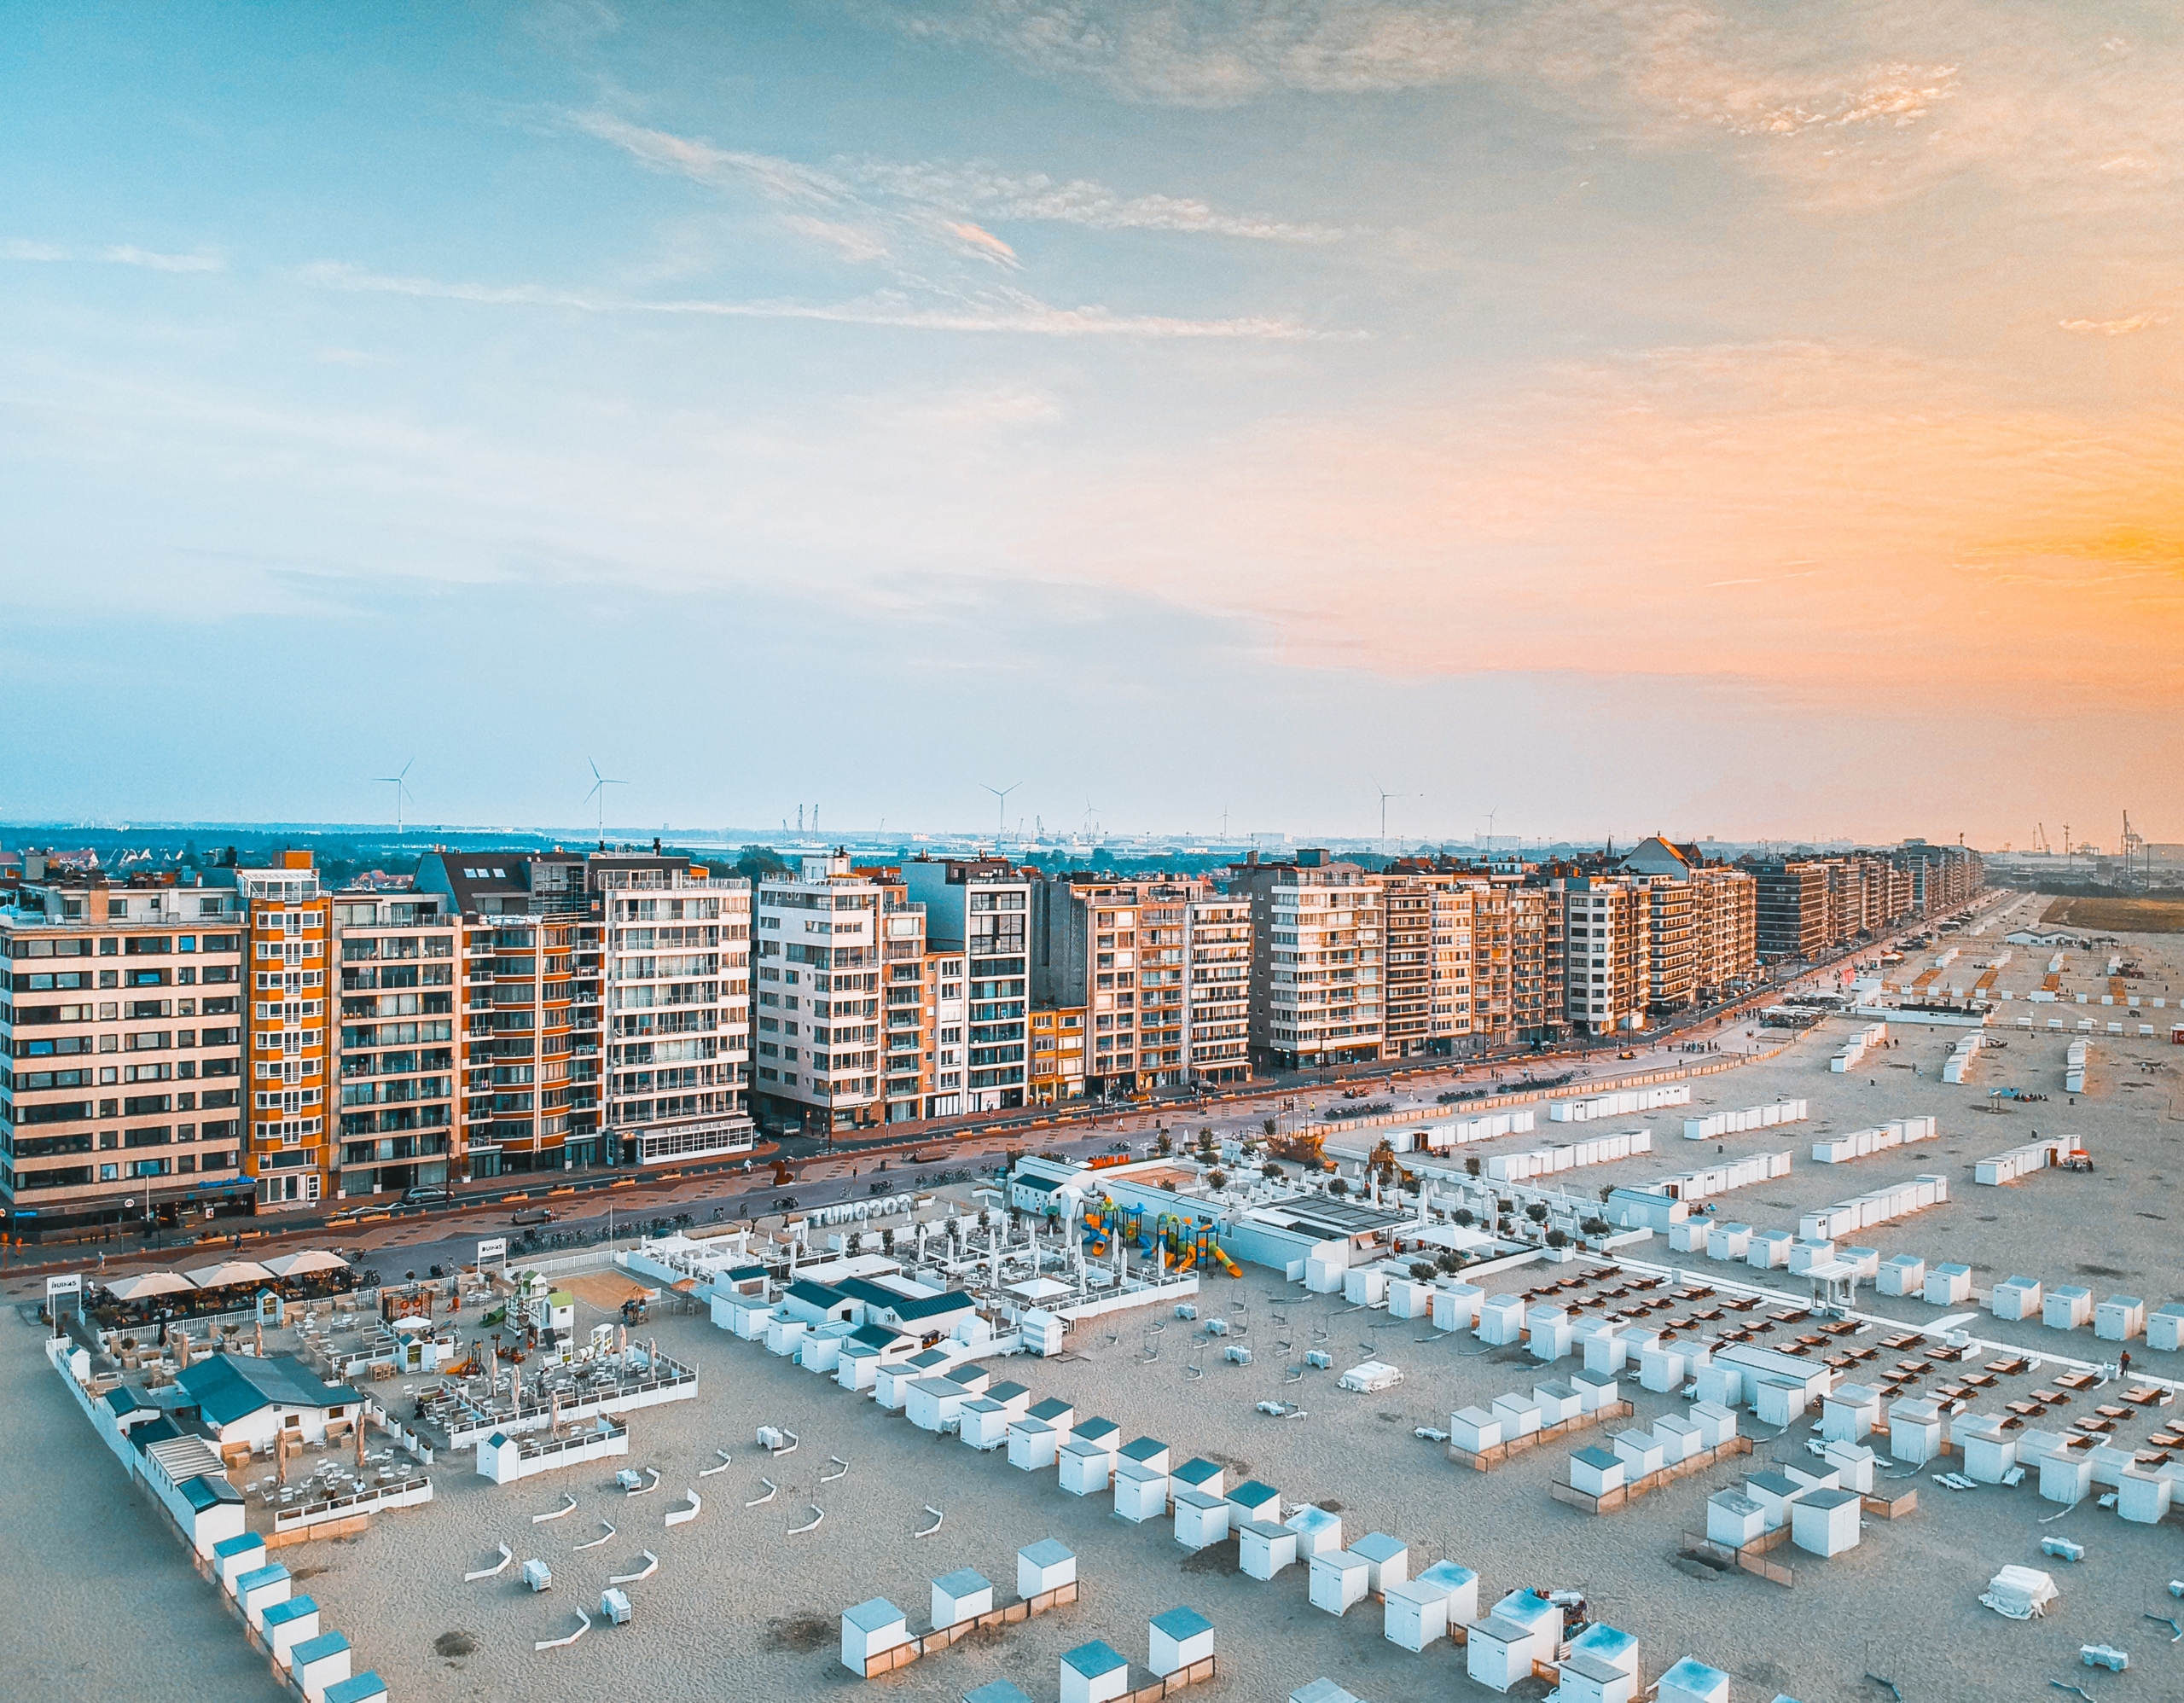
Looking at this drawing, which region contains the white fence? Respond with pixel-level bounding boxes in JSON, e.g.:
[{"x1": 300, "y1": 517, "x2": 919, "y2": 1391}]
[{"x1": 273, "y1": 1475, "x2": 433, "y2": 1534}]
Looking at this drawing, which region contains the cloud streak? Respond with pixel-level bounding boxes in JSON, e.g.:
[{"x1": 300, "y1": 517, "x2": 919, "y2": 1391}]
[
  {"x1": 5, "y1": 239, "x2": 224, "y2": 271},
  {"x1": 2059, "y1": 311, "x2": 2162, "y2": 335},
  {"x1": 293, "y1": 259, "x2": 1329, "y2": 338},
  {"x1": 572, "y1": 108, "x2": 1333, "y2": 242},
  {"x1": 879, "y1": 2, "x2": 2184, "y2": 210}
]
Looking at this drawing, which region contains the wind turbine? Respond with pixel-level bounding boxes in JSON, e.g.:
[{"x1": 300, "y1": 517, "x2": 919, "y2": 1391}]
[
  {"x1": 584, "y1": 759, "x2": 629, "y2": 847},
  {"x1": 982, "y1": 782, "x2": 1020, "y2": 835},
  {"x1": 1479, "y1": 808, "x2": 1499, "y2": 856},
  {"x1": 1370, "y1": 778, "x2": 1413, "y2": 849},
  {"x1": 374, "y1": 760, "x2": 415, "y2": 835}
]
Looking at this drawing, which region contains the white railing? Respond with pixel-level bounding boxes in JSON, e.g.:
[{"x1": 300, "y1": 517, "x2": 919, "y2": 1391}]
[{"x1": 272, "y1": 1474, "x2": 433, "y2": 1532}]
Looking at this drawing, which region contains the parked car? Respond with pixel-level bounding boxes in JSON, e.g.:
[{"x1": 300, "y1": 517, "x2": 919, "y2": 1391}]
[{"x1": 404, "y1": 1186, "x2": 450, "y2": 1206}]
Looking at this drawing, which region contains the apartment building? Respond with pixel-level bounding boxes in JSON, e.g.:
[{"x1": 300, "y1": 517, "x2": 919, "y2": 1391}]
[
  {"x1": 1027, "y1": 1004, "x2": 1086, "y2": 1105},
  {"x1": 231, "y1": 853, "x2": 337, "y2": 1212},
  {"x1": 418, "y1": 852, "x2": 603, "y2": 1177},
  {"x1": 1558, "y1": 875, "x2": 1651, "y2": 1035},
  {"x1": 594, "y1": 854, "x2": 752, "y2": 1165},
  {"x1": 1228, "y1": 850, "x2": 1385, "y2": 1071},
  {"x1": 1751, "y1": 859, "x2": 1833, "y2": 961},
  {"x1": 753, "y1": 852, "x2": 907, "y2": 1134},
  {"x1": 876, "y1": 873, "x2": 930, "y2": 1125},
  {"x1": 1751, "y1": 850, "x2": 1933, "y2": 960},
  {"x1": 0, "y1": 864, "x2": 247, "y2": 1241},
  {"x1": 1181, "y1": 892, "x2": 1252, "y2": 1088},
  {"x1": 1030, "y1": 874, "x2": 1253, "y2": 1096},
  {"x1": 1377, "y1": 863, "x2": 1494, "y2": 1058},
  {"x1": 1690, "y1": 866, "x2": 1758, "y2": 996},
  {"x1": 1472, "y1": 880, "x2": 1565, "y2": 1049},
  {"x1": 921, "y1": 947, "x2": 967, "y2": 1118},
  {"x1": 901, "y1": 857, "x2": 1031, "y2": 1113},
  {"x1": 332, "y1": 887, "x2": 460, "y2": 1199},
  {"x1": 1892, "y1": 842, "x2": 1984, "y2": 913},
  {"x1": 1639, "y1": 878, "x2": 1697, "y2": 1015},
  {"x1": 1617, "y1": 839, "x2": 1756, "y2": 999}
]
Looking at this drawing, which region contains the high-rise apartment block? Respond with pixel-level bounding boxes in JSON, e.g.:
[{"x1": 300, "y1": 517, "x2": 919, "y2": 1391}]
[
  {"x1": 421, "y1": 848, "x2": 751, "y2": 1171},
  {"x1": 332, "y1": 886, "x2": 459, "y2": 1200},
  {"x1": 1616, "y1": 840, "x2": 1757, "y2": 1003},
  {"x1": 753, "y1": 852, "x2": 913, "y2": 1134},
  {"x1": 900, "y1": 857, "x2": 1031, "y2": 1113},
  {"x1": 420, "y1": 852, "x2": 604, "y2": 1177},
  {"x1": 1030, "y1": 875, "x2": 1252, "y2": 1095},
  {"x1": 1, "y1": 863, "x2": 247, "y2": 1237},
  {"x1": 1228, "y1": 851, "x2": 1385, "y2": 1071},
  {"x1": 1557, "y1": 876, "x2": 1651, "y2": 1035},
  {"x1": 597, "y1": 853, "x2": 751, "y2": 1165},
  {"x1": 1745, "y1": 840, "x2": 1983, "y2": 962},
  {"x1": 1377, "y1": 865, "x2": 1485, "y2": 1057},
  {"x1": 1469, "y1": 881, "x2": 1565, "y2": 1049},
  {"x1": 235, "y1": 853, "x2": 337, "y2": 1212}
]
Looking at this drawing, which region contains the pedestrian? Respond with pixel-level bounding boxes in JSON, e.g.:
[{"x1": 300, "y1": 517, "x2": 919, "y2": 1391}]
[{"x1": 2121, "y1": 1349, "x2": 2132, "y2": 1376}]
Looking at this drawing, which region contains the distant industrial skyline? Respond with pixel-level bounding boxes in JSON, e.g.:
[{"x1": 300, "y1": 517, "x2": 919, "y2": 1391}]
[{"x1": 6, "y1": 4, "x2": 2178, "y2": 845}]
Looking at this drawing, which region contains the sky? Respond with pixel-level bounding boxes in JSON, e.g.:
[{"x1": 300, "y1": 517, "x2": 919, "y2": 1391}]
[{"x1": 3, "y1": 1, "x2": 2179, "y2": 853}]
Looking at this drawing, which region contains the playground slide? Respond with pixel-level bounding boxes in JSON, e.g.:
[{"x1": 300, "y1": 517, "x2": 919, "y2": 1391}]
[{"x1": 1211, "y1": 1247, "x2": 1241, "y2": 1278}]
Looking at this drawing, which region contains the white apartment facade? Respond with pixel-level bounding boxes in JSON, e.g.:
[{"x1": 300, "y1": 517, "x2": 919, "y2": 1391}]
[
  {"x1": 595, "y1": 855, "x2": 752, "y2": 1165},
  {"x1": 1559, "y1": 875, "x2": 1652, "y2": 1035},
  {"x1": 753, "y1": 852, "x2": 895, "y2": 1134},
  {"x1": 1231, "y1": 851, "x2": 1385, "y2": 1070}
]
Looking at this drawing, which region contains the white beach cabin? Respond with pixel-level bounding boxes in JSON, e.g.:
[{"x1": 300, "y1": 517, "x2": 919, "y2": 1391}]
[
  {"x1": 1656, "y1": 1657, "x2": 1731, "y2": 1703},
  {"x1": 1309, "y1": 1549, "x2": 1371, "y2": 1616},
  {"x1": 1112, "y1": 1459, "x2": 1170, "y2": 1523},
  {"x1": 1018, "y1": 1539, "x2": 1077, "y2": 1598},
  {"x1": 1240, "y1": 1520, "x2": 1299, "y2": 1580},
  {"x1": 1059, "y1": 1439, "x2": 1112, "y2": 1497},
  {"x1": 932, "y1": 1568, "x2": 993, "y2": 1630},
  {"x1": 841, "y1": 1599, "x2": 910, "y2": 1676},
  {"x1": 1173, "y1": 1489, "x2": 1230, "y2": 1549},
  {"x1": 1147, "y1": 1606, "x2": 1214, "y2": 1677},
  {"x1": 264, "y1": 1595, "x2": 321, "y2": 1669},
  {"x1": 291, "y1": 1631, "x2": 352, "y2": 1703},
  {"x1": 1059, "y1": 1639, "x2": 1130, "y2": 1703}
]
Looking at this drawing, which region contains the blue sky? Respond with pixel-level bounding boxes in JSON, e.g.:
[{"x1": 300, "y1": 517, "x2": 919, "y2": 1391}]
[{"x1": 4, "y1": 3, "x2": 2179, "y2": 850}]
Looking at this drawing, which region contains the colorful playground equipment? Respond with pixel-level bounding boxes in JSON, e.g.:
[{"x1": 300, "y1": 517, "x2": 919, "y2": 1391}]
[{"x1": 1079, "y1": 1198, "x2": 1240, "y2": 1275}]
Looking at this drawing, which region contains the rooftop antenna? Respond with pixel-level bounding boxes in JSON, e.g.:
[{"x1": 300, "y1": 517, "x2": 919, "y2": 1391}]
[
  {"x1": 982, "y1": 781, "x2": 1020, "y2": 834},
  {"x1": 373, "y1": 759, "x2": 415, "y2": 836},
  {"x1": 584, "y1": 759, "x2": 628, "y2": 849}
]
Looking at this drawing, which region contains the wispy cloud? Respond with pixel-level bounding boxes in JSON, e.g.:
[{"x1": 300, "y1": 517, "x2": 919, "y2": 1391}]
[
  {"x1": 103, "y1": 245, "x2": 224, "y2": 273},
  {"x1": 293, "y1": 259, "x2": 1328, "y2": 339},
  {"x1": 2059, "y1": 311, "x2": 2162, "y2": 336},
  {"x1": 879, "y1": 2, "x2": 2184, "y2": 210},
  {"x1": 845, "y1": 157, "x2": 1341, "y2": 241},
  {"x1": 571, "y1": 111, "x2": 847, "y2": 201},
  {"x1": 945, "y1": 220, "x2": 1020, "y2": 265},
  {"x1": 570, "y1": 108, "x2": 1329, "y2": 244},
  {"x1": 781, "y1": 215, "x2": 893, "y2": 264},
  {"x1": 5, "y1": 239, "x2": 224, "y2": 271}
]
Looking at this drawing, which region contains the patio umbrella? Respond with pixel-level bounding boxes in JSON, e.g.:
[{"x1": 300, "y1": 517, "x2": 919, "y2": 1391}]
[
  {"x1": 102, "y1": 1270, "x2": 198, "y2": 1301},
  {"x1": 263, "y1": 1250, "x2": 351, "y2": 1279},
  {"x1": 183, "y1": 1258, "x2": 278, "y2": 1289}
]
